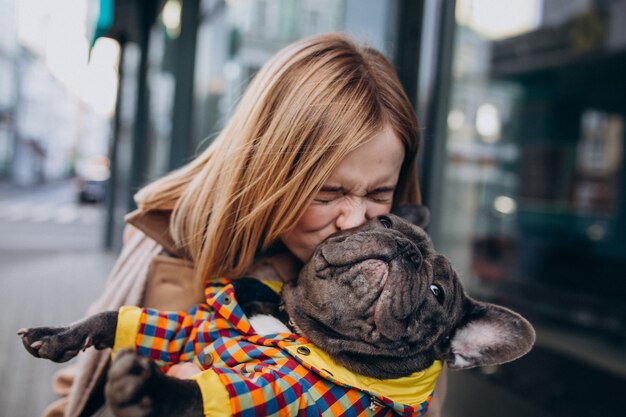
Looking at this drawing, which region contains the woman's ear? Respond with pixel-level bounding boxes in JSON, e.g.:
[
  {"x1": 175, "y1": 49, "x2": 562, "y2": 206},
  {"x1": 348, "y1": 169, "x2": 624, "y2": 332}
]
[
  {"x1": 391, "y1": 204, "x2": 430, "y2": 228},
  {"x1": 446, "y1": 298, "x2": 536, "y2": 370}
]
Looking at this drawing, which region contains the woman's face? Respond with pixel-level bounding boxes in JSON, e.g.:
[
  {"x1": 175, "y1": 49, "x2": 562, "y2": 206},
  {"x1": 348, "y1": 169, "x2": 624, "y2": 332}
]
[{"x1": 280, "y1": 126, "x2": 405, "y2": 262}]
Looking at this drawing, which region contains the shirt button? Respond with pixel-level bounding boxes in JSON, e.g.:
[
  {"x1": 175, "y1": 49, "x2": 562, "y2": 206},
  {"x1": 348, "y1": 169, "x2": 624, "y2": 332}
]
[
  {"x1": 223, "y1": 295, "x2": 232, "y2": 305},
  {"x1": 203, "y1": 354, "x2": 214, "y2": 367},
  {"x1": 296, "y1": 346, "x2": 310, "y2": 356},
  {"x1": 369, "y1": 396, "x2": 384, "y2": 411}
]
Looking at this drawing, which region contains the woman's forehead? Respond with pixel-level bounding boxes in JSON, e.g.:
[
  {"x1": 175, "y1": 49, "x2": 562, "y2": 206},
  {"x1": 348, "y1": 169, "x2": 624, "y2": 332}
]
[{"x1": 324, "y1": 127, "x2": 405, "y2": 189}]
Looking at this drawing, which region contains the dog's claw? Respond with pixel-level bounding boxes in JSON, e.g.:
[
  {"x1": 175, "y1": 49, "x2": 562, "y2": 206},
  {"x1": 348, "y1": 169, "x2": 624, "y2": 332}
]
[
  {"x1": 82, "y1": 336, "x2": 93, "y2": 352},
  {"x1": 30, "y1": 340, "x2": 43, "y2": 350}
]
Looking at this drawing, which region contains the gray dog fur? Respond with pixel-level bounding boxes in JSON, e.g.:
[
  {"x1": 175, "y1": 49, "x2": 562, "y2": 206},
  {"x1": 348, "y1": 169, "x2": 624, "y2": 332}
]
[
  {"x1": 19, "y1": 205, "x2": 535, "y2": 417},
  {"x1": 282, "y1": 207, "x2": 535, "y2": 379}
]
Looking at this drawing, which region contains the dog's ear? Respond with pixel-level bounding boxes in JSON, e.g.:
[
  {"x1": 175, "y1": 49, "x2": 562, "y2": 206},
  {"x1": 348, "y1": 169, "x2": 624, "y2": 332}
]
[
  {"x1": 446, "y1": 298, "x2": 535, "y2": 370},
  {"x1": 391, "y1": 204, "x2": 430, "y2": 228}
]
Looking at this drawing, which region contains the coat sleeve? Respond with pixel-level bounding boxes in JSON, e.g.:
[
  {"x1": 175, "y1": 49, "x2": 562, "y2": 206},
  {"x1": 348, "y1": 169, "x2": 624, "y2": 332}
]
[{"x1": 113, "y1": 305, "x2": 212, "y2": 369}]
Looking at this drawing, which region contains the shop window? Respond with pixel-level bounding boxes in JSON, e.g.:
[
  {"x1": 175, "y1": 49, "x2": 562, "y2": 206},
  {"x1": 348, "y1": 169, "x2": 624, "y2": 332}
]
[{"x1": 436, "y1": 1, "x2": 626, "y2": 415}]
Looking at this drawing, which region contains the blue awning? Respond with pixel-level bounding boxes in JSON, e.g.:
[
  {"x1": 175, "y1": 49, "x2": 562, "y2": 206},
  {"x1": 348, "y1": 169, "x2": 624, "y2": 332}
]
[{"x1": 91, "y1": 0, "x2": 114, "y2": 47}]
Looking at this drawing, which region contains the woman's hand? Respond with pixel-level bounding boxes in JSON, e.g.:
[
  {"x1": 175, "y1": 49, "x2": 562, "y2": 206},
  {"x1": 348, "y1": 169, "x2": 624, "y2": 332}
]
[{"x1": 165, "y1": 362, "x2": 202, "y2": 379}]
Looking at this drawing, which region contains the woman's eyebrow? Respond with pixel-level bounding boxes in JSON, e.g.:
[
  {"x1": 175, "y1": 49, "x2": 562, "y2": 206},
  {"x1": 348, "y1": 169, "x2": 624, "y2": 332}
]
[
  {"x1": 368, "y1": 186, "x2": 396, "y2": 193},
  {"x1": 319, "y1": 185, "x2": 396, "y2": 193}
]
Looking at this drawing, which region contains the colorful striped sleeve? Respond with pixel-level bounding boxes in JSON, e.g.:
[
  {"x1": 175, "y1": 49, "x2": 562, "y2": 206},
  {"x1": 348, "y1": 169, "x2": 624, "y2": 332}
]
[
  {"x1": 112, "y1": 306, "x2": 143, "y2": 354},
  {"x1": 191, "y1": 369, "x2": 233, "y2": 417},
  {"x1": 192, "y1": 364, "x2": 315, "y2": 417},
  {"x1": 113, "y1": 304, "x2": 213, "y2": 369}
]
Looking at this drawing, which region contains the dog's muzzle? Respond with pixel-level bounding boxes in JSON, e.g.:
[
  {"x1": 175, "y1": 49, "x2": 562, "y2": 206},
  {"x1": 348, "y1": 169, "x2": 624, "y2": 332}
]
[{"x1": 312, "y1": 233, "x2": 427, "y2": 339}]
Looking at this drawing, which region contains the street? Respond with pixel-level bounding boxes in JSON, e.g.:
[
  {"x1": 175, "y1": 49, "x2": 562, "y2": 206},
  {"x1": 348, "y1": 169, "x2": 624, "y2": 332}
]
[
  {"x1": 0, "y1": 180, "x2": 104, "y2": 251},
  {"x1": 0, "y1": 181, "x2": 117, "y2": 417}
]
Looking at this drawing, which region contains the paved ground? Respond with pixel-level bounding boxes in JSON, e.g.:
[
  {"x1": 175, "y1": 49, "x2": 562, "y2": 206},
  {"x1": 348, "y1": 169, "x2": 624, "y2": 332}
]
[
  {"x1": 0, "y1": 181, "x2": 117, "y2": 417},
  {"x1": 0, "y1": 180, "x2": 104, "y2": 251}
]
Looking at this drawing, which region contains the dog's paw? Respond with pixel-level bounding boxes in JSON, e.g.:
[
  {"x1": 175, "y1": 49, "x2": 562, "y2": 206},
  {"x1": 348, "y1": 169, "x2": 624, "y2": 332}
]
[
  {"x1": 106, "y1": 350, "x2": 156, "y2": 417},
  {"x1": 17, "y1": 326, "x2": 91, "y2": 362}
]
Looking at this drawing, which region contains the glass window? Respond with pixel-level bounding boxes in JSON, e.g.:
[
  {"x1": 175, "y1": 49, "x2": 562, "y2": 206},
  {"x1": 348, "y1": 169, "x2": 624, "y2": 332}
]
[
  {"x1": 191, "y1": 0, "x2": 346, "y2": 150},
  {"x1": 436, "y1": 1, "x2": 626, "y2": 416},
  {"x1": 192, "y1": 0, "x2": 399, "y2": 150}
]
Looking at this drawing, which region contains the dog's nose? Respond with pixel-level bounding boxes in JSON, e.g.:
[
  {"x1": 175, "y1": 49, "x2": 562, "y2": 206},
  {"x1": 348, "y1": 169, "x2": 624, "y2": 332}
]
[
  {"x1": 396, "y1": 239, "x2": 422, "y2": 269},
  {"x1": 397, "y1": 239, "x2": 410, "y2": 249},
  {"x1": 409, "y1": 250, "x2": 422, "y2": 269}
]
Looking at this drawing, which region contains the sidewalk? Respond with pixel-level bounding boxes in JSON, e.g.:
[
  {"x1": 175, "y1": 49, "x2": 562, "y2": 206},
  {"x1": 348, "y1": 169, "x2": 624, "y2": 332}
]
[
  {"x1": 0, "y1": 249, "x2": 117, "y2": 417},
  {"x1": 0, "y1": 181, "x2": 117, "y2": 416}
]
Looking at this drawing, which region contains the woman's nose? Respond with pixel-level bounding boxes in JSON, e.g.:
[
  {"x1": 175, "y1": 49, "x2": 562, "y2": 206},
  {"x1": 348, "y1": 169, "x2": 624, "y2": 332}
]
[{"x1": 335, "y1": 198, "x2": 367, "y2": 230}]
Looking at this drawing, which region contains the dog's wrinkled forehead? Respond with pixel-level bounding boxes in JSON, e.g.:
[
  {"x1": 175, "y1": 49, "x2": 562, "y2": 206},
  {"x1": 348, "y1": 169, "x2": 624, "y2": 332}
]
[
  {"x1": 377, "y1": 213, "x2": 431, "y2": 244},
  {"x1": 323, "y1": 213, "x2": 433, "y2": 251},
  {"x1": 305, "y1": 214, "x2": 436, "y2": 273}
]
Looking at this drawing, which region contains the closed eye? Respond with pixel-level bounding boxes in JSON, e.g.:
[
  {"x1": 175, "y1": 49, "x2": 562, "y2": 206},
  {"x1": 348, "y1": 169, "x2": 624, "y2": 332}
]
[
  {"x1": 367, "y1": 191, "x2": 394, "y2": 203},
  {"x1": 314, "y1": 191, "x2": 342, "y2": 204}
]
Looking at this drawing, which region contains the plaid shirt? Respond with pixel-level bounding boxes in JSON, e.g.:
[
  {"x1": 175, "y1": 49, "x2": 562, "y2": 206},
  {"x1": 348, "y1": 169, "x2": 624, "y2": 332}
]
[{"x1": 113, "y1": 279, "x2": 442, "y2": 417}]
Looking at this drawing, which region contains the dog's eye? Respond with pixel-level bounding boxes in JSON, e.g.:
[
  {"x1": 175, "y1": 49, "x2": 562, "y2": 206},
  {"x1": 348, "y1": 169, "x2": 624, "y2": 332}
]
[
  {"x1": 379, "y1": 216, "x2": 392, "y2": 229},
  {"x1": 430, "y1": 284, "x2": 445, "y2": 304}
]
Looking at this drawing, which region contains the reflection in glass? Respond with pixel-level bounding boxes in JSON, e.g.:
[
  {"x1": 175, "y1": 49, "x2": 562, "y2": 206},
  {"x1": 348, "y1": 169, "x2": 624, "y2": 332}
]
[{"x1": 437, "y1": 1, "x2": 626, "y2": 415}]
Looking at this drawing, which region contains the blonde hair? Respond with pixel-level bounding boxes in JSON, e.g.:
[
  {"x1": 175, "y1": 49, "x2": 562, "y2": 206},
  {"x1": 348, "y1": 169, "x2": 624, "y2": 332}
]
[{"x1": 135, "y1": 32, "x2": 421, "y2": 281}]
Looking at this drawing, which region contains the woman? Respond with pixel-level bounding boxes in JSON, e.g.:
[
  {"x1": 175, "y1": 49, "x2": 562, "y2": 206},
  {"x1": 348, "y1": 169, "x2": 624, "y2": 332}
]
[{"x1": 47, "y1": 32, "x2": 446, "y2": 417}]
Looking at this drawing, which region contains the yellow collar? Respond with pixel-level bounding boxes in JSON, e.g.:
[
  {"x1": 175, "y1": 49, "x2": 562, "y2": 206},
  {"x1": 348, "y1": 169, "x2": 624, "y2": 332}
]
[
  {"x1": 259, "y1": 279, "x2": 283, "y2": 295},
  {"x1": 285, "y1": 343, "x2": 442, "y2": 407}
]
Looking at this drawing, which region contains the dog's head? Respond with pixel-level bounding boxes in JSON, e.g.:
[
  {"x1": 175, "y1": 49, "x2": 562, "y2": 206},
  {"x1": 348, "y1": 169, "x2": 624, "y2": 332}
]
[{"x1": 282, "y1": 206, "x2": 535, "y2": 379}]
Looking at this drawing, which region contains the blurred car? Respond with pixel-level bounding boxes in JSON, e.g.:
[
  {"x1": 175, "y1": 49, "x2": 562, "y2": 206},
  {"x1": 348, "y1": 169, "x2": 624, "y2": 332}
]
[{"x1": 76, "y1": 155, "x2": 110, "y2": 203}]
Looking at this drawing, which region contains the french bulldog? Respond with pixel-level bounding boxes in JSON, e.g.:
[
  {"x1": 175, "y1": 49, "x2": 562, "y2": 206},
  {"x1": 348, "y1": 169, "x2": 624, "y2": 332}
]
[{"x1": 19, "y1": 206, "x2": 535, "y2": 417}]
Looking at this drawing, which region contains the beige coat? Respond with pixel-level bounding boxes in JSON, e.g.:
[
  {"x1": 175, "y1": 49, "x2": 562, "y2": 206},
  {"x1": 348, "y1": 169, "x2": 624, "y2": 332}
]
[{"x1": 44, "y1": 209, "x2": 446, "y2": 417}]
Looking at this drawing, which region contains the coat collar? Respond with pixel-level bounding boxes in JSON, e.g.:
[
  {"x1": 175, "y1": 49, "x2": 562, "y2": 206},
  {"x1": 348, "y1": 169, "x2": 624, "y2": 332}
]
[
  {"x1": 125, "y1": 209, "x2": 187, "y2": 258},
  {"x1": 124, "y1": 209, "x2": 302, "y2": 282}
]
